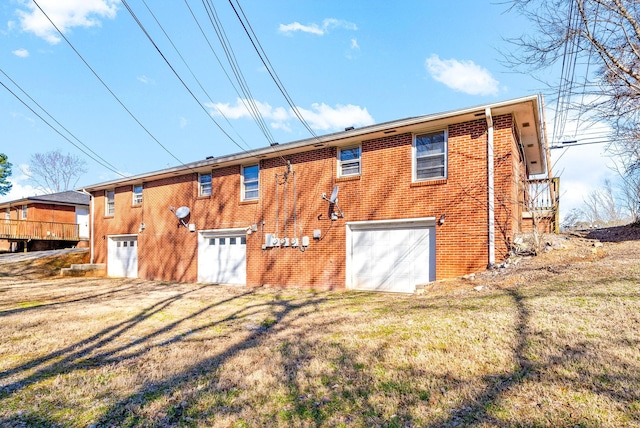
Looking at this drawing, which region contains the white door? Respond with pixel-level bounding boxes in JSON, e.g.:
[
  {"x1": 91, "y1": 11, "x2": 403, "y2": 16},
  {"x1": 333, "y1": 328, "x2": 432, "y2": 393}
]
[
  {"x1": 198, "y1": 230, "x2": 246, "y2": 285},
  {"x1": 76, "y1": 207, "x2": 89, "y2": 239},
  {"x1": 348, "y1": 220, "x2": 435, "y2": 293},
  {"x1": 107, "y1": 235, "x2": 138, "y2": 278}
]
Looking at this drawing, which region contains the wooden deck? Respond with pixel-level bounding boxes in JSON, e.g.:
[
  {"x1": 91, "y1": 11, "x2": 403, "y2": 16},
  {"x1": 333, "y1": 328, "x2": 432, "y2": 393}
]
[{"x1": 0, "y1": 220, "x2": 80, "y2": 241}]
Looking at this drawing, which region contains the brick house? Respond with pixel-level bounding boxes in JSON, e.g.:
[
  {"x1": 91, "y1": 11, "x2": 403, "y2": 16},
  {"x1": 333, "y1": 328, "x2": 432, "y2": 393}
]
[
  {"x1": 0, "y1": 190, "x2": 90, "y2": 252},
  {"x1": 82, "y1": 95, "x2": 557, "y2": 292}
]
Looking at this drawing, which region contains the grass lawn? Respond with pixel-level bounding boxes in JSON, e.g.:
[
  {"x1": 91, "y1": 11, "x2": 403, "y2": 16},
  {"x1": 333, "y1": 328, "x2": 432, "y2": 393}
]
[{"x1": 0, "y1": 241, "x2": 639, "y2": 427}]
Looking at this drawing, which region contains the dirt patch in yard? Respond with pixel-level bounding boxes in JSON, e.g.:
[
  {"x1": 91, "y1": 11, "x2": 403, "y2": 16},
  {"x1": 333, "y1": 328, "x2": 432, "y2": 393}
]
[{"x1": 0, "y1": 250, "x2": 89, "y2": 280}]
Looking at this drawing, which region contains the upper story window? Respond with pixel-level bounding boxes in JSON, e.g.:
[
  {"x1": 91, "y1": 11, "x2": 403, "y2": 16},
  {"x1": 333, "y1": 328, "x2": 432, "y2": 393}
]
[
  {"x1": 21, "y1": 205, "x2": 27, "y2": 220},
  {"x1": 5, "y1": 208, "x2": 9, "y2": 220},
  {"x1": 132, "y1": 184, "x2": 143, "y2": 205},
  {"x1": 199, "y1": 173, "x2": 212, "y2": 197},
  {"x1": 242, "y1": 164, "x2": 259, "y2": 201},
  {"x1": 338, "y1": 146, "x2": 361, "y2": 177},
  {"x1": 414, "y1": 130, "x2": 447, "y2": 181},
  {"x1": 105, "y1": 190, "x2": 115, "y2": 216}
]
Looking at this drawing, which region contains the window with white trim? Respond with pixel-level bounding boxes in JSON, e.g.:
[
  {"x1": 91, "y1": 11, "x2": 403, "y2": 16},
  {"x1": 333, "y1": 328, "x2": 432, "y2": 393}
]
[
  {"x1": 242, "y1": 164, "x2": 259, "y2": 201},
  {"x1": 5, "y1": 208, "x2": 9, "y2": 220},
  {"x1": 199, "y1": 173, "x2": 212, "y2": 196},
  {"x1": 20, "y1": 205, "x2": 27, "y2": 220},
  {"x1": 105, "y1": 190, "x2": 115, "y2": 216},
  {"x1": 132, "y1": 184, "x2": 143, "y2": 205},
  {"x1": 338, "y1": 146, "x2": 361, "y2": 177},
  {"x1": 414, "y1": 130, "x2": 447, "y2": 181}
]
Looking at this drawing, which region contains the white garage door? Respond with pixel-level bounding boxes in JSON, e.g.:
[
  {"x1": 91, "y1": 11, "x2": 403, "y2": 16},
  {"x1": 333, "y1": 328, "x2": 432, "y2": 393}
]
[
  {"x1": 107, "y1": 235, "x2": 138, "y2": 278},
  {"x1": 348, "y1": 219, "x2": 435, "y2": 293},
  {"x1": 198, "y1": 229, "x2": 246, "y2": 285}
]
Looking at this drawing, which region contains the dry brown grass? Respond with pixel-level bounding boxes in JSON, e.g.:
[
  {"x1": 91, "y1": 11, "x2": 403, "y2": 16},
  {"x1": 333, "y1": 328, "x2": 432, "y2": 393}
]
[{"x1": 0, "y1": 232, "x2": 639, "y2": 427}]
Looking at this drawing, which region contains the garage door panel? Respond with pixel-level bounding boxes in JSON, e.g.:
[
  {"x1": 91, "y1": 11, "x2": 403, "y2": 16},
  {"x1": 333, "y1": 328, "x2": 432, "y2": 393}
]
[
  {"x1": 349, "y1": 223, "x2": 434, "y2": 293},
  {"x1": 108, "y1": 236, "x2": 138, "y2": 278},
  {"x1": 198, "y1": 231, "x2": 246, "y2": 285}
]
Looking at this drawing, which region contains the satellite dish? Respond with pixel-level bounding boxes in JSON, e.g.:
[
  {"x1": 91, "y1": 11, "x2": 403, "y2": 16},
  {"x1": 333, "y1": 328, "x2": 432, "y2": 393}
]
[
  {"x1": 174, "y1": 206, "x2": 190, "y2": 219},
  {"x1": 329, "y1": 186, "x2": 339, "y2": 204}
]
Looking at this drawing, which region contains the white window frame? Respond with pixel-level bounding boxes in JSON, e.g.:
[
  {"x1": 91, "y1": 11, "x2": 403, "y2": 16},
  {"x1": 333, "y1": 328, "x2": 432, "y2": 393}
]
[
  {"x1": 199, "y1": 173, "x2": 212, "y2": 197},
  {"x1": 413, "y1": 129, "x2": 447, "y2": 181},
  {"x1": 21, "y1": 205, "x2": 27, "y2": 220},
  {"x1": 132, "y1": 184, "x2": 143, "y2": 205},
  {"x1": 242, "y1": 164, "x2": 259, "y2": 201},
  {"x1": 105, "y1": 190, "x2": 115, "y2": 216},
  {"x1": 5, "y1": 207, "x2": 9, "y2": 220},
  {"x1": 338, "y1": 146, "x2": 361, "y2": 177}
]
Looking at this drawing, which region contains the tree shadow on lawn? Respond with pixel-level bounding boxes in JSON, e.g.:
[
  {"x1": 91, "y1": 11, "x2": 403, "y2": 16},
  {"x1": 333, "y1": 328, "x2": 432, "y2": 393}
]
[
  {"x1": 0, "y1": 283, "x2": 247, "y2": 395},
  {"x1": 424, "y1": 287, "x2": 640, "y2": 427},
  {"x1": 2, "y1": 281, "x2": 639, "y2": 427}
]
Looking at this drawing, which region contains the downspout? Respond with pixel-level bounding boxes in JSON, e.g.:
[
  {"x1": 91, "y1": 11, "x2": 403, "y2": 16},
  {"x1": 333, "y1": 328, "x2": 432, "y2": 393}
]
[
  {"x1": 81, "y1": 189, "x2": 94, "y2": 264},
  {"x1": 485, "y1": 107, "x2": 495, "y2": 267}
]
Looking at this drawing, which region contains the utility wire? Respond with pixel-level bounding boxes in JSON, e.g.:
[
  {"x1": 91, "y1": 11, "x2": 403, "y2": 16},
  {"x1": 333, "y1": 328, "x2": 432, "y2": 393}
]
[
  {"x1": 31, "y1": 0, "x2": 190, "y2": 169},
  {"x1": 227, "y1": 0, "x2": 321, "y2": 141},
  {"x1": 0, "y1": 67, "x2": 124, "y2": 175},
  {"x1": 0, "y1": 77, "x2": 127, "y2": 177},
  {"x1": 121, "y1": 0, "x2": 252, "y2": 157},
  {"x1": 140, "y1": 0, "x2": 253, "y2": 152},
  {"x1": 201, "y1": 0, "x2": 276, "y2": 146}
]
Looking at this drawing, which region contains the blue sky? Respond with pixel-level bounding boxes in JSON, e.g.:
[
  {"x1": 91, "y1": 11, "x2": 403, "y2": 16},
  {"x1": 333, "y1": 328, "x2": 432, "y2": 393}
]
[{"x1": 0, "y1": 0, "x2": 615, "y2": 217}]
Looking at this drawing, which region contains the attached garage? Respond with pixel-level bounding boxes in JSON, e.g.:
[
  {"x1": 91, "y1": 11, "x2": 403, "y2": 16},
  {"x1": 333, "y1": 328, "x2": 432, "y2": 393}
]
[
  {"x1": 198, "y1": 228, "x2": 247, "y2": 285},
  {"x1": 346, "y1": 218, "x2": 436, "y2": 293},
  {"x1": 107, "y1": 235, "x2": 138, "y2": 278}
]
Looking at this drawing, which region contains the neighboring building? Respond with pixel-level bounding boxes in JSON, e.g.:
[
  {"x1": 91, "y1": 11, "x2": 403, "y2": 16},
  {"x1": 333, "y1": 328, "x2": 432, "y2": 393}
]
[
  {"x1": 0, "y1": 190, "x2": 90, "y2": 252},
  {"x1": 82, "y1": 95, "x2": 558, "y2": 292}
]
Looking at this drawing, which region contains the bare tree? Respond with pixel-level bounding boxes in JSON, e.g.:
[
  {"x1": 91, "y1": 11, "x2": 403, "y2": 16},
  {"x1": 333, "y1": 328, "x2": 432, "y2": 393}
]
[
  {"x1": 582, "y1": 178, "x2": 627, "y2": 225},
  {"x1": 24, "y1": 150, "x2": 88, "y2": 193},
  {"x1": 506, "y1": 0, "x2": 640, "y2": 131}
]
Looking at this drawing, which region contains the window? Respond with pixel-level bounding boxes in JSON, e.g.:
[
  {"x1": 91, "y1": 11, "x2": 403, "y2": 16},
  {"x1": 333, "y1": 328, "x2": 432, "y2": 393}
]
[
  {"x1": 414, "y1": 130, "x2": 447, "y2": 180},
  {"x1": 242, "y1": 165, "x2": 259, "y2": 201},
  {"x1": 21, "y1": 205, "x2": 27, "y2": 220},
  {"x1": 199, "y1": 173, "x2": 212, "y2": 196},
  {"x1": 132, "y1": 184, "x2": 143, "y2": 205},
  {"x1": 105, "y1": 190, "x2": 115, "y2": 216},
  {"x1": 5, "y1": 208, "x2": 9, "y2": 220},
  {"x1": 338, "y1": 146, "x2": 361, "y2": 177}
]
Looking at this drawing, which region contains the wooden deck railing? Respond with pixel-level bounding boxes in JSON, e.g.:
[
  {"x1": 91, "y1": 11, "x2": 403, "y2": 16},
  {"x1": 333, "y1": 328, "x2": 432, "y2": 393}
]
[
  {"x1": 525, "y1": 177, "x2": 560, "y2": 233},
  {"x1": 0, "y1": 220, "x2": 80, "y2": 241}
]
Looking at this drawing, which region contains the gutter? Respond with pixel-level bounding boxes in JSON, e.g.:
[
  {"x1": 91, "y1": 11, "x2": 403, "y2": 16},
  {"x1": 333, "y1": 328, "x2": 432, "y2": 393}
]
[
  {"x1": 81, "y1": 189, "x2": 94, "y2": 264},
  {"x1": 485, "y1": 107, "x2": 496, "y2": 267}
]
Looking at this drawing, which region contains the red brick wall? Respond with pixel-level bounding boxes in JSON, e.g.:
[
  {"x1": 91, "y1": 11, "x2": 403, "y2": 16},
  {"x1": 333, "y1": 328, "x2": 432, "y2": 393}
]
[
  {"x1": 29, "y1": 203, "x2": 76, "y2": 223},
  {"x1": 92, "y1": 114, "x2": 522, "y2": 287}
]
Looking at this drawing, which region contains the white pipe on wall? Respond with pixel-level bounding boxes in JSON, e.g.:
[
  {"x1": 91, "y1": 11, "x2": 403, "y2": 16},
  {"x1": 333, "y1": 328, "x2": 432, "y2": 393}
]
[{"x1": 485, "y1": 107, "x2": 495, "y2": 267}]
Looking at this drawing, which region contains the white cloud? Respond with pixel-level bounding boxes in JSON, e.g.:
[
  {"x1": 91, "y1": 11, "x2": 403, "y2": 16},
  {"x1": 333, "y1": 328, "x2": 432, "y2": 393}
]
[
  {"x1": 207, "y1": 98, "x2": 374, "y2": 132},
  {"x1": 179, "y1": 117, "x2": 188, "y2": 129},
  {"x1": 350, "y1": 38, "x2": 359, "y2": 50},
  {"x1": 12, "y1": 48, "x2": 29, "y2": 58},
  {"x1": 278, "y1": 22, "x2": 323, "y2": 36},
  {"x1": 296, "y1": 103, "x2": 374, "y2": 131},
  {"x1": 279, "y1": 18, "x2": 357, "y2": 36},
  {"x1": 425, "y1": 54, "x2": 499, "y2": 96},
  {"x1": 15, "y1": 0, "x2": 119, "y2": 44},
  {"x1": 0, "y1": 168, "x2": 41, "y2": 203},
  {"x1": 136, "y1": 75, "x2": 154, "y2": 84}
]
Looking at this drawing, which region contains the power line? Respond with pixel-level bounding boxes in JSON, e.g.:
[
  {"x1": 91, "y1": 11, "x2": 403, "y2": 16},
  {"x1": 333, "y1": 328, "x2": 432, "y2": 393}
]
[
  {"x1": 0, "y1": 76, "x2": 128, "y2": 177},
  {"x1": 140, "y1": 0, "x2": 253, "y2": 153},
  {"x1": 0, "y1": 67, "x2": 124, "y2": 175},
  {"x1": 32, "y1": 0, "x2": 190, "y2": 169},
  {"x1": 122, "y1": 0, "x2": 254, "y2": 156},
  {"x1": 227, "y1": 0, "x2": 321, "y2": 141},
  {"x1": 201, "y1": 0, "x2": 277, "y2": 146}
]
